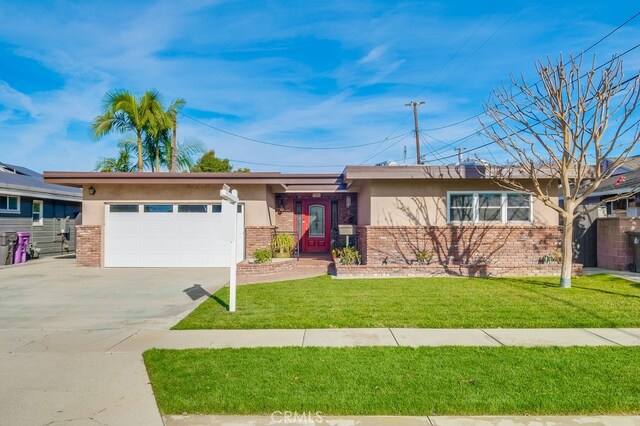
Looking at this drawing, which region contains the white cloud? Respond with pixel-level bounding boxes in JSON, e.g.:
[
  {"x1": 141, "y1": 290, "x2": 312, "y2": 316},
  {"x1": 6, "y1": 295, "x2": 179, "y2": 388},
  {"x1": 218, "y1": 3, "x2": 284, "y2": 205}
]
[
  {"x1": 0, "y1": 81, "x2": 36, "y2": 117},
  {"x1": 359, "y1": 44, "x2": 388, "y2": 64}
]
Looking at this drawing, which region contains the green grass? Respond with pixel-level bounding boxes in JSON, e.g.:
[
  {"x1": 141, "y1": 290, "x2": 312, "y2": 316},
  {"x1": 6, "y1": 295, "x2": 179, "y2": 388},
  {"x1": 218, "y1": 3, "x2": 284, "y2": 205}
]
[
  {"x1": 174, "y1": 274, "x2": 640, "y2": 329},
  {"x1": 144, "y1": 346, "x2": 640, "y2": 415}
]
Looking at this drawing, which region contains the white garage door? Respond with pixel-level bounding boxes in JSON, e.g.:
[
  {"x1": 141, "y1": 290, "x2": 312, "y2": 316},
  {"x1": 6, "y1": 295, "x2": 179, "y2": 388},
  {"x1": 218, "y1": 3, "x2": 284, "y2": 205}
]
[{"x1": 104, "y1": 203, "x2": 245, "y2": 267}]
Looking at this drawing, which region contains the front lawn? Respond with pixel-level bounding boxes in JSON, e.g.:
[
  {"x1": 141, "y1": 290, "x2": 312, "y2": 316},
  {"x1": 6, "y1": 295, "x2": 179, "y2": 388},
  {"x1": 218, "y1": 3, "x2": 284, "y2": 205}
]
[
  {"x1": 144, "y1": 346, "x2": 640, "y2": 415},
  {"x1": 174, "y1": 274, "x2": 640, "y2": 329}
]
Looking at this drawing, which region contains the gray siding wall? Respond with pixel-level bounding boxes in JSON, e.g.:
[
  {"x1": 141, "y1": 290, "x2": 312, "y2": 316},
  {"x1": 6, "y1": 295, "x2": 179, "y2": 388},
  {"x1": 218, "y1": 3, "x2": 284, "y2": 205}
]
[{"x1": 0, "y1": 217, "x2": 77, "y2": 258}]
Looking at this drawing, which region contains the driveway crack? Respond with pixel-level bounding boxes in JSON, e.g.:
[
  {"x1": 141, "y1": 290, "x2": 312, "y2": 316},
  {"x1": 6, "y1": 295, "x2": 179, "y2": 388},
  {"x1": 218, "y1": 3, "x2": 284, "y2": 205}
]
[{"x1": 106, "y1": 331, "x2": 139, "y2": 352}]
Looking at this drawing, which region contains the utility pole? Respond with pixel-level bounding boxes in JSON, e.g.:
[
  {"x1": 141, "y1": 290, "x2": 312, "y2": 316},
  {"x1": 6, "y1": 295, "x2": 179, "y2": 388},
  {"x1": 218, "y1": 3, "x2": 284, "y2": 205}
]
[
  {"x1": 457, "y1": 148, "x2": 465, "y2": 164},
  {"x1": 405, "y1": 101, "x2": 425, "y2": 164}
]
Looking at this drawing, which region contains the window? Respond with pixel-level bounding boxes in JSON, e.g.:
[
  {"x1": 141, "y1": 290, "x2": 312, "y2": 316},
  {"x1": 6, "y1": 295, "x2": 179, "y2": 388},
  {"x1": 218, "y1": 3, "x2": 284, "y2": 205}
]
[
  {"x1": 308, "y1": 204, "x2": 325, "y2": 237},
  {"x1": 295, "y1": 201, "x2": 302, "y2": 238},
  {"x1": 32, "y1": 200, "x2": 43, "y2": 225},
  {"x1": 237, "y1": 204, "x2": 243, "y2": 213},
  {"x1": 211, "y1": 204, "x2": 222, "y2": 213},
  {"x1": 478, "y1": 193, "x2": 502, "y2": 222},
  {"x1": 143, "y1": 204, "x2": 173, "y2": 213},
  {"x1": 507, "y1": 193, "x2": 532, "y2": 221},
  {"x1": 109, "y1": 204, "x2": 139, "y2": 213},
  {"x1": 449, "y1": 194, "x2": 474, "y2": 222},
  {"x1": 0, "y1": 195, "x2": 19, "y2": 213},
  {"x1": 178, "y1": 204, "x2": 207, "y2": 213},
  {"x1": 448, "y1": 192, "x2": 532, "y2": 223}
]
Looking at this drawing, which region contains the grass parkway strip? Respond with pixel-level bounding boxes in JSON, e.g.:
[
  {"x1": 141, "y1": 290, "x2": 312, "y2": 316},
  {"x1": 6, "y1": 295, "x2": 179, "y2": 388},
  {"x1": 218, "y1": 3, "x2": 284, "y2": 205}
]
[
  {"x1": 144, "y1": 346, "x2": 640, "y2": 416},
  {"x1": 174, "y1": 274, "x2": 640, "y2": 329}
]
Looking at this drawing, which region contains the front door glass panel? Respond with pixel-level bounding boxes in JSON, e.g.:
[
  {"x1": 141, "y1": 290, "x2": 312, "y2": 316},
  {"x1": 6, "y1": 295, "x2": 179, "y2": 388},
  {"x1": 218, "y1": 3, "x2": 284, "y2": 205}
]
[{"x1": 308, "y1": 205, "x2": 325, "y2": 237}]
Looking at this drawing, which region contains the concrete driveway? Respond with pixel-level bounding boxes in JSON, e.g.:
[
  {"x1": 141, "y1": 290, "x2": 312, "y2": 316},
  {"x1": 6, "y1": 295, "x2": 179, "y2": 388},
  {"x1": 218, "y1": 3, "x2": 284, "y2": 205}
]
[{"x1": 0, "y1": 257, "x2": 228, "y2": 426}]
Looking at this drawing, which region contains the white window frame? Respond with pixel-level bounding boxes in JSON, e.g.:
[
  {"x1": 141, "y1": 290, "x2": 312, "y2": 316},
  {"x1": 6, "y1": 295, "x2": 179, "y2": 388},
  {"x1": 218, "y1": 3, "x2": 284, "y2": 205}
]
[
  {"x1": 32, "y1": 200, "x2": 43, "y2": 226},
  {"x1": 0, "y1": 194, "x2": 20, "y2": 213},
  {"x1": 447, "y1": 191, "x2": 533, "y2": 224}
]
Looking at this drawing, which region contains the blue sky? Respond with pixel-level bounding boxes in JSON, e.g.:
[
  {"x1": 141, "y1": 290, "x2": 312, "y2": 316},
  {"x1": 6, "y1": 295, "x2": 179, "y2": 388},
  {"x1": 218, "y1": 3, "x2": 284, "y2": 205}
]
[{"x1": 0, "y1": 0, "x2": 639, "y2": 173}]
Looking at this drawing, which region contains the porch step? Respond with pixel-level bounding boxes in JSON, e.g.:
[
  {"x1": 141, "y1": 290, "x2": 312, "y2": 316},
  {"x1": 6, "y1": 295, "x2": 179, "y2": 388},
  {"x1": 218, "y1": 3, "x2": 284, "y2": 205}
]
[{"x1": 296, "y1": 254, "x2": 333, "y2": 267}]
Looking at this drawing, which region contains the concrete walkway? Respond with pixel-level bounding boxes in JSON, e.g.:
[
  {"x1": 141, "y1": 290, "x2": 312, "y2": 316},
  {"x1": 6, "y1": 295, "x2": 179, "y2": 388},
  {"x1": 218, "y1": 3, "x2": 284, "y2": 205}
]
[{"x1": 583, "y1": 266, "x2": 640, "y2": 283}]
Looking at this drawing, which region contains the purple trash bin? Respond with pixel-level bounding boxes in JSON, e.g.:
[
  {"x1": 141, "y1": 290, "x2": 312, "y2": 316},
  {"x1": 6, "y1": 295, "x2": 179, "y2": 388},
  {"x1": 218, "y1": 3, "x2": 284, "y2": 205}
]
[{"x1": 13, "y1": 232, "x2": 30, "y2": 264}]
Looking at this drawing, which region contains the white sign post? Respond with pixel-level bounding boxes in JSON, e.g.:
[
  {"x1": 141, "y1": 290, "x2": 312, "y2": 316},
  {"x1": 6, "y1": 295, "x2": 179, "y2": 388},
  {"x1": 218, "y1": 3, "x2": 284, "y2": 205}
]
[{"x1": 220, "y1": 184, "x2": 240, "y2": 312}]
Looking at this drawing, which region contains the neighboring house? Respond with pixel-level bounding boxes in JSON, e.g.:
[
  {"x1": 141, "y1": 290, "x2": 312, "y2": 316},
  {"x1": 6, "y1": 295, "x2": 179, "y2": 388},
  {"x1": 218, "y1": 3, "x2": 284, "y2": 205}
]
[
  {"x1": 1, "y1": 162, "x2": 82, "y2": 258},
  {"x1": 44, "y1": 165, "x2": 561, "y2": 273},
  {"x1": 573, "y1": 155, "x2": 640, "y2": 268},
  {"x1": 580, "y1": 155, "x2": 640, "y2": 217}
]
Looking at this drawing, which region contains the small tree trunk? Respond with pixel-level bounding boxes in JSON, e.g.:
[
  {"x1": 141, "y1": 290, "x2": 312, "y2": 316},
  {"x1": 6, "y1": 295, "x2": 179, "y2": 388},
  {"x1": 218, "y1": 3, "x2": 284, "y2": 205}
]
[
  {"x1": 171, "y1": 116, "x2": 178, "y2": 173},
  {"x1": 137, "y1": 133, "x2": 143, "y2": 172},
  {"x1": 560, "y1": 216, "x2": 574, "y2": 288}
]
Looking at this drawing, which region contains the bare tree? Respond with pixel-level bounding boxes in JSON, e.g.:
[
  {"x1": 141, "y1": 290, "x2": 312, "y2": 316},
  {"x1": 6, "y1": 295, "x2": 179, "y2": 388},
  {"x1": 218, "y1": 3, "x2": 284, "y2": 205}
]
[{"x1": 482, "y1": 55, "x2": 640, "y2": 288}]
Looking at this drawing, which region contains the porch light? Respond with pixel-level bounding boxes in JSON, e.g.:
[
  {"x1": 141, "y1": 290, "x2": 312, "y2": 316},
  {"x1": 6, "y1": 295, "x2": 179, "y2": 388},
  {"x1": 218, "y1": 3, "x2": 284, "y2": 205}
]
[{"x1": 88, "y1": 186, "x2": 96, "y2": 196}]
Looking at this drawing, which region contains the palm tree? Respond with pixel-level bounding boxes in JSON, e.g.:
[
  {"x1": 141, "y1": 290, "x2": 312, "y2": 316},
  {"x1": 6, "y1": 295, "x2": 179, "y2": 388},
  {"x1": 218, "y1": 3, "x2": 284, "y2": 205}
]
[
  {"x1": 165, "y1": 98, "x2": 186, "y2": 172},
  {"x1": 173, "y1": 138, "x2": 205, "y2": 171},
  {"x1": 92, "y1": 90, "x2": 166, "y2": 171},
  {"x1": 142, "y1": 130, "x2": 204, "y2": 172},
  {"x1": 94, "y1": 139, "x2": 137, "y2": 172}
]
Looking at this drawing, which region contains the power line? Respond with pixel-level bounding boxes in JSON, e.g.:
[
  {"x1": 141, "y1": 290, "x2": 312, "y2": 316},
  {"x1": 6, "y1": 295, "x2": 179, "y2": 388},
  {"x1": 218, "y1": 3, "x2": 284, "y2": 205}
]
[
  {"x1": 424, "y1": 10, "x2": 640, "y2": 132},
  {"x1": 419, "y1": 132, "x2": 448, "y2": 165},
  {"x1": 419, "y1": 10, "x2": 521, "y2": 101},
  {"x1": 360, "y1": 133, "x2": 413, "y2": 164},
  {"x1": 423, "y1": 51, "x2": 640, "y2": 160},
  {"x1": 432, "y1": 72, "x2": 640, "y2": 162},
  {"x1": 362, "y1": 11, "x2": 515, "y2": 163},
  {"x1": 223, "y1": 158, "x2": 347, "y2": 168},
  {"x1": 181, "y1": 112, "x2": 412, "y2": 150},
  {"x1": 582, "y1": 10, "x2": 640, "y2": 54}
]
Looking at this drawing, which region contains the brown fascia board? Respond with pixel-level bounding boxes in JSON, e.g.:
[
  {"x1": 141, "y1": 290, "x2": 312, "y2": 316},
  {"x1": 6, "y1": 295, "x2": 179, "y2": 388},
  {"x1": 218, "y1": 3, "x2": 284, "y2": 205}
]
[
  {"x1": 343, "y1": 165, "x2": 557, "y2": 182},
  {"x1": 42, "y1": 171, "x2": 344, "y2": 188}
]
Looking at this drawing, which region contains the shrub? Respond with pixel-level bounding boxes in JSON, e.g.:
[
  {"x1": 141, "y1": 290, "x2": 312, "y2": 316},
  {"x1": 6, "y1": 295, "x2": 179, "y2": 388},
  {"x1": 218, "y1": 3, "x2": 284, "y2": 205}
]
[
  {"x1": 415, "y1": 250, "x2": 434, "y2": 265},
  {"x1": 540, "y1": 250, "x2": 562, "y2": 264},
  {"x1": 253, "y1": 248, "x2": 272, "y2": 264},
  {"x1": 332, "y1": 246, "x2": 362, "y2": 265},
  {"x1": 271, "y1": 233, "x2": 296, "y2": 257}
]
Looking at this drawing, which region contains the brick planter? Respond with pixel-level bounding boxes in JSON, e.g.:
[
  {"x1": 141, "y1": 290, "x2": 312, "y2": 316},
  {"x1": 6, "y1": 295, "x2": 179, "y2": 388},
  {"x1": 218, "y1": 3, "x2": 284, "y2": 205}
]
[
  {"x1": 334, "y1": 262, "x2": 582, "y2": 278},
  {"x1": 237, "y1": 258, "x2": 297, "y2": 277}
]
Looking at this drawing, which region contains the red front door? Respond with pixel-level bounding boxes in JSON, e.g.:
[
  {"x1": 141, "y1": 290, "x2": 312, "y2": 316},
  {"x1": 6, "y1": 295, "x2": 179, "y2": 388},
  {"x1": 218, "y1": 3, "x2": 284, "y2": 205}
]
[{"x1": 301, "y1": 199, "x2": 331, "y2": 253}]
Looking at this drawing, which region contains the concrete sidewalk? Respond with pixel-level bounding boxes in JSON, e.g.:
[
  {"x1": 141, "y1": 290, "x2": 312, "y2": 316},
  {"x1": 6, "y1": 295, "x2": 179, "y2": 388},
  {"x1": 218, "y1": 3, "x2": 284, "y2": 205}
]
[
  {"x1": 108, "y1": 327, "x2": 640, "y2": 350},
  {"x1": 6, "y1": 327, "x2": 638, "y2": 353}
]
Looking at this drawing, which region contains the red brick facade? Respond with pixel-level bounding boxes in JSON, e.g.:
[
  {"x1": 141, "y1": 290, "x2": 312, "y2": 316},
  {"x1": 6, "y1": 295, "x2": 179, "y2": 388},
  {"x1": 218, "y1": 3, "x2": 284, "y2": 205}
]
[
  {"x1": 245, "y1": 226, "x2": 276, "y2": 258},
  {"x1": 75, "y1": 225, "x2": 101, "y2": 267},
  {"x1": 356, "y1": 225, "x2": 562, "y2": 267},
  {"x1": 597, "y1": 217, "x2": 639, "y2": 270}
]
